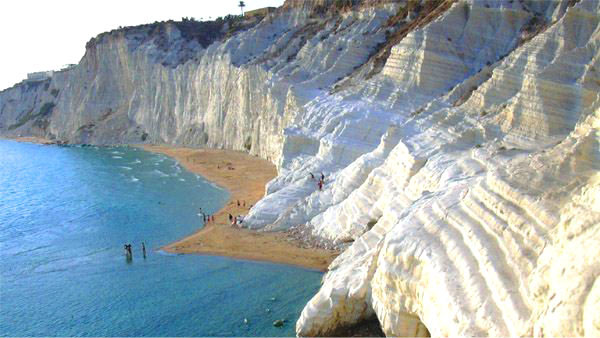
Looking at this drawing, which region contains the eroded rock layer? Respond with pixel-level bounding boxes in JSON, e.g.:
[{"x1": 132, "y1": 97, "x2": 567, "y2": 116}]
[{"x1": 1, "y1": 0, "x2": 598, "y2": 336}]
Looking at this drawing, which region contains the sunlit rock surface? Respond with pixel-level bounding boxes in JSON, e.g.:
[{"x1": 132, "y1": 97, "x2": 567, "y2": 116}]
[{"x1": 1, "y1": 0, "x2": 598, "y2": 336}]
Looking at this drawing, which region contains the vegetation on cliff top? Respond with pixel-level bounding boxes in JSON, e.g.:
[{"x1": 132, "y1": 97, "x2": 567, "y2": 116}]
[{"x1": 85, "y1": 14, "x2": 263, "y2": 51}]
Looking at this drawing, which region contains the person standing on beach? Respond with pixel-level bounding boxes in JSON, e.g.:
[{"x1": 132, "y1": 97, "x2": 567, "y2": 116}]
[
  {"x1": 237, "y1": 200, "x2": 240, "y2": 207},
  {"x1": 200, "y1": 207, "x2": 206, "y2": 222},
  {"x1": 229, "y1": 213, "x2": 233, "y2": 222}
]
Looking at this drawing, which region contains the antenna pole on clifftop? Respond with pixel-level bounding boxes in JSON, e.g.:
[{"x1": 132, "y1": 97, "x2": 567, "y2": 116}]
[{"x1": 239, "y1": 1, "x2": 246, "y2": 16}]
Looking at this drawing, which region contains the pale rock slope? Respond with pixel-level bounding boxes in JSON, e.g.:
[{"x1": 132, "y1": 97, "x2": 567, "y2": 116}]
[
  {"x1": 293, "y1": 0, "x2": 600, "y2": 336},
  {"x1": 1, "y1": 0, "x2": 599, "y2": 336}
]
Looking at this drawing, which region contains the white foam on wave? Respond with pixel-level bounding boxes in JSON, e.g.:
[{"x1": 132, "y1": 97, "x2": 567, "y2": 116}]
[
  {"x1": 112, "y1": 156, "x2": 123, "y2": 159},
  {"x1": 119, "y1": 166, "x2": 132, "y2": 170},
  {"x1": 130, "y1": 176, "x2": 139, "y2": 182},
  {"x1": 172, "y1": 164, "x2": 182, "y2": 174},
  {"x1": 178, "y1": 178, "x2": 185, "y2": 182},
  {"x1": 207, "y1": 182, "x2": 226, "y2": 191},
  {"x1": 130, "y1": 159, "x2": 141, "y2": 164},
  {"x1": 153, "y1": 169, "x2": 169, "y2": 177},
  {"x1": 156, "y1": 250, "x2": 178, "y2": 256}
]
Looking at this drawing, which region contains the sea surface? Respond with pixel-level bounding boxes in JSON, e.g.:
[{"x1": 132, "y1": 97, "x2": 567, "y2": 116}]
[{"x1": 0, "y1": 140, "x2": 322, "y2": 337}]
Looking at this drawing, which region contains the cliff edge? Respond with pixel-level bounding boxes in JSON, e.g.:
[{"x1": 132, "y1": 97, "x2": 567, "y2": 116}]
[{"x1": 1, "y1": 0, "x2": 599, "y2": 336}]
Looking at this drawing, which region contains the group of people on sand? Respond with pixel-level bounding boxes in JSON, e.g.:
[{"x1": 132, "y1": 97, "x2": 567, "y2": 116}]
[
  {"x1": 216, "y1": 164, "x2": 235, "y2": 170},
  {"x1": 199, "y1": 207, "x2": 215, "y2": 223},
  {"x1": 203, "y1": 213, "x2": 215, "y2": 223},
  {"x1": 310, "y1": 172, "x2": 326, "y2": 191},
  {"x1": 124, "y1": 242, "x2": 146, "y2": 260},
  {"x1": 228, "y1": 213, "x2": 245, "y2": 226},
  {"x1": 196, "y1": 196, "x2": 253, "y2": 229}
]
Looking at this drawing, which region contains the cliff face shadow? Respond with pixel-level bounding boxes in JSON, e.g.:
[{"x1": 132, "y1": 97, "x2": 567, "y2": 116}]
[{"x1": 326, "y1": 314, "x2": 430, "y2": 337}]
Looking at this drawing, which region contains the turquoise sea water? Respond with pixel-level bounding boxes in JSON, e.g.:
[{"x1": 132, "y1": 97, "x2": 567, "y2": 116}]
[{"x1": 0, "y1": 140, "x2": 322, "y2": 336}]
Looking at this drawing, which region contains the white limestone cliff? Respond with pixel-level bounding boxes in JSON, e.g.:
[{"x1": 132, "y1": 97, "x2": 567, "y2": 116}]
[{"x1": 1, "y1": 0, "x2": 598, "y2": 336}]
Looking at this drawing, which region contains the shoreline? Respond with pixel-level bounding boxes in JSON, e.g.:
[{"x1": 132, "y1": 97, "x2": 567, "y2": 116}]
[
  {"x1": 142, "y1": 145, "x2": 339, "y2": 271},
  {"x1": 2, "y1": 136, "x2": 339, "y2": 271},
  {"x1": 1, "y1": 136, "x2": 57, "y2": 145}
]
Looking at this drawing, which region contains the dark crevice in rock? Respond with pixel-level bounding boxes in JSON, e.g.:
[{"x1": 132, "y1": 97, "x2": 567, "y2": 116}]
[{"x1": 326, "y1": 317, "x2": 386, "y2": 337}]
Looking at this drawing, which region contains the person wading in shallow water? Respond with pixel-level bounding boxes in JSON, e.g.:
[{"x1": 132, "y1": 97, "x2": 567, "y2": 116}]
[
  {"x1": 124, "y1": 244, "x2": 133, "y2": 261},
  {"x1": 142, "y1": 242, "x2": 147, "y2": 259}
]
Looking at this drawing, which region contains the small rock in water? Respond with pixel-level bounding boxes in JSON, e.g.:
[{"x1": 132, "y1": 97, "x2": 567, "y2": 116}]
[{"x1": 273, "y1": 319, "x2": 284, "y2": 327}]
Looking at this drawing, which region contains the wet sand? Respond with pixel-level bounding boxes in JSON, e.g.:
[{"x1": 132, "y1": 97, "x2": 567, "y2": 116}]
[{"x1": 142, "y1": 145, "x2": 339, "y2": 271}]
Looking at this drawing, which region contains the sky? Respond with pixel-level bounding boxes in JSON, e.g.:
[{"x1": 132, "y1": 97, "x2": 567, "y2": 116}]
[{"x1": 0, "y1": 0, "x2": 285, "y2": 91}]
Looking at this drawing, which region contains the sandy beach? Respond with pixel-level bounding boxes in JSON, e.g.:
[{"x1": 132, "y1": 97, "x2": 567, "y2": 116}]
[
  {"x1": 142, "y1": 145, "x2": 339, "y2": 271},
  {"x1": 2, "y1": 136, "x2": 56, "y2": 144},
  {"x1": 3, "y1": 135, "x2": 339, "y2": 271}
]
